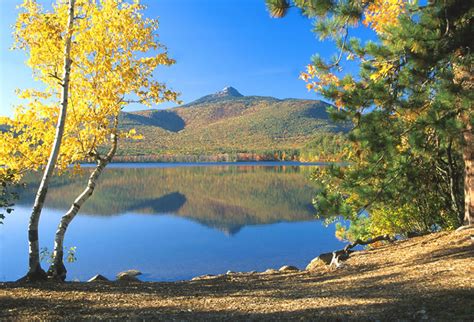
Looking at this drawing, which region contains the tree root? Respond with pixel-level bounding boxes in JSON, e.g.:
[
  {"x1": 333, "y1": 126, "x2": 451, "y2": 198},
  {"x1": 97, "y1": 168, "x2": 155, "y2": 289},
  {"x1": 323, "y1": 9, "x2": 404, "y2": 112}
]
[{"x1": 16, "y1": 267, "x2": 48, "y2": 283}]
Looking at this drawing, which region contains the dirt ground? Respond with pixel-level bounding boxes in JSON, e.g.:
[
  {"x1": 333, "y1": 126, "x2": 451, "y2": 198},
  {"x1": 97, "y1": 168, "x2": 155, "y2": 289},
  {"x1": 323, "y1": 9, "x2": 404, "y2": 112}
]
[{"x1": 1, "y1": 229, "x2": 473, "y2": 321}]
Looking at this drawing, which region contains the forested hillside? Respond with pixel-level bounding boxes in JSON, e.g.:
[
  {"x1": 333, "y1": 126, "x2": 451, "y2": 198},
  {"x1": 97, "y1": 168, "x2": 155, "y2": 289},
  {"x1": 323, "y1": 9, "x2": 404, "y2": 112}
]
[{"x1": 117, "y1": 87, "x2": 348, "y2": 161}]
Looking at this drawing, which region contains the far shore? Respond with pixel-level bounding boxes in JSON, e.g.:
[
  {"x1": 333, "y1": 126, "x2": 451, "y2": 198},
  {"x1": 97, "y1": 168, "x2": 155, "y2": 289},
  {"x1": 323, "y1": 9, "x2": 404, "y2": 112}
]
[{"x1": 78, "y1": 160, "x2": 338, "y2": 168}]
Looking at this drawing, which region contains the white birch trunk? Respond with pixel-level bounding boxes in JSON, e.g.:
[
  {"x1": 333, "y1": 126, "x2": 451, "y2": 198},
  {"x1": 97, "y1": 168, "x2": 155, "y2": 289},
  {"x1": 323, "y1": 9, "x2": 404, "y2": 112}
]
[
  {"x1": 24, "y1": 0, "x2": 75, "y2": 281},
  {"x1": 47, "y1": 117, "x2": 119, "y2": 280}
]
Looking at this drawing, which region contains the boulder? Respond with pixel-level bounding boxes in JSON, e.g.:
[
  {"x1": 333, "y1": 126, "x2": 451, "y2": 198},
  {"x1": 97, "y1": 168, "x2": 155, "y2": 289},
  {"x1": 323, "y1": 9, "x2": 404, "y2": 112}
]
[
  {"x1": 279, "y1": 265, "x2": 299, "y2": 272},
  {"x1": 263, "y1": 269, "x2": 279, "y2": 274},
  {"x1": 316, "y1": 252, "x2": 335, "y2": 265},
  {"x1": 116, "y1": 274, "x2": 140, "y2": 282},
  {"x1": 306, "y1": 257, "x2": 326, "y2": 271},
  {"x1": 87, "y1": 274, "x2": 109, "y2": 282},
  {"x1": 116, "y1": 269, "x2": 142, "y2": 279}
]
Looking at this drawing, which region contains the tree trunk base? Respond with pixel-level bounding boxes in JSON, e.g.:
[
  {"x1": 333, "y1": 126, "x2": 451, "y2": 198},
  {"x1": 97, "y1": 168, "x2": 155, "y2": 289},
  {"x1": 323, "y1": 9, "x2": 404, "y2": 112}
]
[
  {"x1": 47, "y1": 261, "x2": 67, "y2": 282},
  {"x1": 17, "y1": 267, "x2": 48, "y2": 283}
]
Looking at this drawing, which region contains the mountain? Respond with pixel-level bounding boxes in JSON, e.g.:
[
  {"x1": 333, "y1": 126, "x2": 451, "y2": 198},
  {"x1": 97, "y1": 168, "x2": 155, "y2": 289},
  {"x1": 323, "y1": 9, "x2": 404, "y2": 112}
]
[
  {"x1": 118, "y1": 87, "x2": 349, "y2": 161},
  {"x1": 0, "y1": 117, "x2": 10, "y2": 133},
  {"x1": 186, "y1": 86, "x2": 243, "y2": 105}
]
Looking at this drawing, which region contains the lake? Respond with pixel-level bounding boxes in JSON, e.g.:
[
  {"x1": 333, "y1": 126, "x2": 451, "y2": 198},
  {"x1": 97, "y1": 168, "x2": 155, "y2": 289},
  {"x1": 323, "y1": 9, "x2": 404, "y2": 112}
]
[{"x1": 0, "y1": 162, "x2": 344, "y2": 282}]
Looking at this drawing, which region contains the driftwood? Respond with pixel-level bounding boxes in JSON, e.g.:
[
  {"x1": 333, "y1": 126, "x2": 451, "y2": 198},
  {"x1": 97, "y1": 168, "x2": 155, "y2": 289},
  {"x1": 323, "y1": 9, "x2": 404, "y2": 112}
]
[
  {"x1": 455, "y1": 224, "x2": 474, "y2": 232},
  {"x1": 314, "y1": 234, "x2": 395, "y2": 268}
]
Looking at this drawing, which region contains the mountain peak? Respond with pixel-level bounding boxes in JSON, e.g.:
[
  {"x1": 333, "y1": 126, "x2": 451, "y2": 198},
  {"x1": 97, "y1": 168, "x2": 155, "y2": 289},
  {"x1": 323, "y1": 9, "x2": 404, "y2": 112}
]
[
  {"x1": 217, "y1": 86, "x2": 243, "y2": 97},
  {"x1": 185, "y1": 86, "x2": 244, "y2": 106}
]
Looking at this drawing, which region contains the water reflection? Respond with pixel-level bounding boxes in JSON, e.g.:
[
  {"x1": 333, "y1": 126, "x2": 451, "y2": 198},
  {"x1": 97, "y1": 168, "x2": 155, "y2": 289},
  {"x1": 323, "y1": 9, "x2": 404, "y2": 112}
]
[
  {"x1": 18, "y1": 165, "x2": 317, "y2": 234},
  {"x1": 2, "y1": 163, "x2": 345, "y2": 282}
]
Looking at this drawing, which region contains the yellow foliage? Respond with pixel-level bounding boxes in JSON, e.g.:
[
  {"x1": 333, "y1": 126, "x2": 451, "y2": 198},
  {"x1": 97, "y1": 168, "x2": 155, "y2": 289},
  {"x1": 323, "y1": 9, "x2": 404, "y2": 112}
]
[
  {"x1": 1, "y1": 0, "x2": 178, "y2": 179},
  {"x1": 363, "y1": 0, "x2": 407, "y2": 34},
  {"x1": 370, "y1": 60, "x2": 396, "y2": 81},
  {"x1": 396, "y1": 135, "x2": 409, "y2": 152},
  {"x1": 298, "y1": 0, "x2": 406, "y2": 103},
  {"x1": 368, "y1": 204, "x2": 425, "y2": 236},
  {"x1": 299, "y1": 64, "x2": 341, "y2": 93}
]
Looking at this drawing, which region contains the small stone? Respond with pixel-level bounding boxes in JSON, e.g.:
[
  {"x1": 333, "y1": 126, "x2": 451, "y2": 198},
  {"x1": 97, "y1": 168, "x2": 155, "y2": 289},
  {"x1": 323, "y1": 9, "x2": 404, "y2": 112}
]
[
  {"x1": 191, "y1": 274, "x2": 216, "y2": 281},
  {"x1": 87, "y1": 274, "x2": 109, "y2": 282},
  {"x1": 279, "y1": 265, "x2": 299, "y2": 272},
  {"x1": 263, "y1": 269, "x2": 278, "y2": 274},
  {"x1": 413, "y1": 309, "x2": 429, "y2": 320},
  {"x1": 226, "y1": 270, "x2": 235, "y2": 275}
]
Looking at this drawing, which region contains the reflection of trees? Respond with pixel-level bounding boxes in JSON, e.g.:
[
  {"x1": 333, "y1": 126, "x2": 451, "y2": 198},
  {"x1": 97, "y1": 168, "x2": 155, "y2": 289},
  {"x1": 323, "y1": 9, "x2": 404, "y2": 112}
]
[{"x1": 18, "y1": 166, "x2": 317, "y2": 233}]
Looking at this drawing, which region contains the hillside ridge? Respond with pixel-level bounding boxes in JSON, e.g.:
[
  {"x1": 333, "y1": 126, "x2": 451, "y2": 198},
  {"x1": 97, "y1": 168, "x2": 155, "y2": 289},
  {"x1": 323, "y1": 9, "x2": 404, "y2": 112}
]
[{"x1": 116, "y1": 87, "x2": 348, "y2": 161}]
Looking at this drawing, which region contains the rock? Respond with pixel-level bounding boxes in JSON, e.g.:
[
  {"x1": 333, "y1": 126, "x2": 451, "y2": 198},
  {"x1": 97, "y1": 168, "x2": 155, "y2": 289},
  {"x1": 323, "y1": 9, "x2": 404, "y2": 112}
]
[
  {"x1": 413, "y1": 309, "x2": 429, "y2": 320},
  {"x1": 116, "y1": 274, "x2": 140, "y2": 282},
  {"x1": 317, "y1": 252, "x2": 335, "y2": 265},
  {"x1": 116, "y1": 269, "x2": 142, "y2": 279},
  {"x1": 279, "y1": 265, "x2": 299, "y2": 272},
  {"x1": 191, "y1": 274, "x2": 220, "y2": 281},
  {"x1": 87, "y1": 274, "x2": 109, "y2": 282},
  {"x1": 263, "y1": 269, "x2": 279, "y2": 274},
  {"x1": 306, "y1": 257, "x2": 327, "y2": 271},
  {"x1": 226, "y1": 270, "x2": 235, "y2": 275}
]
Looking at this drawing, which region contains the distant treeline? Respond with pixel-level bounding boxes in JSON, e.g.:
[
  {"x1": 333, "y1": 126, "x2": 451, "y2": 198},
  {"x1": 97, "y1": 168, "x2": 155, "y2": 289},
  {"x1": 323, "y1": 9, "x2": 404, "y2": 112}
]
[
  {"x1": 113, "y1": 151, "x2": 300, "y2": 163},
  {"x1": 112, "y1": 133, "x2": 349, "y2": 163}
]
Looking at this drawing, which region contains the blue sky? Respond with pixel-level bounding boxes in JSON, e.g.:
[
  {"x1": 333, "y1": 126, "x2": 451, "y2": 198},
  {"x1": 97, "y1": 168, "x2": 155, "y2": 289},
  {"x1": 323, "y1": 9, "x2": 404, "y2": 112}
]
[{"x1": 0, "y1": 0, "x2": 369, "y2": 117}]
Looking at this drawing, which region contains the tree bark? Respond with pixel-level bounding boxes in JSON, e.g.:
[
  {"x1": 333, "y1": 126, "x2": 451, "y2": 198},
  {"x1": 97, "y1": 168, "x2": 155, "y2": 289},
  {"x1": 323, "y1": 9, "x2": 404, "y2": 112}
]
[
  {"x1": 47, "y1": 116, "x2": 119, "y2": 281},
  {"x1": 23, "y1": 0, "x2": 76, "y2": 282},
  {"x1": 461, "y1": 115, "x2": 473, "y2": 225},
  {"x1": 453, "y1": 51, "x2": 473, "y2": 226}
]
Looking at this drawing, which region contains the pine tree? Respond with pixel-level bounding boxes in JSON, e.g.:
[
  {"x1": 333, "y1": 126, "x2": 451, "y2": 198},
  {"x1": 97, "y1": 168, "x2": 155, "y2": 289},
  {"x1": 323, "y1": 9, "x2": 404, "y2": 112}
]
[{"x1": 266, "y1": 0, "x2": 473, "y2": 237}]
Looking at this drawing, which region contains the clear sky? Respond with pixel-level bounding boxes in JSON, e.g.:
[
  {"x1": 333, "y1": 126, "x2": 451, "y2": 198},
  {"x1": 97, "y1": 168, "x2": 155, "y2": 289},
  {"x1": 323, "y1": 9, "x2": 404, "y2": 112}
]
[{"x1": 0, "y1": 0, "x2": 370, "y2": 117}]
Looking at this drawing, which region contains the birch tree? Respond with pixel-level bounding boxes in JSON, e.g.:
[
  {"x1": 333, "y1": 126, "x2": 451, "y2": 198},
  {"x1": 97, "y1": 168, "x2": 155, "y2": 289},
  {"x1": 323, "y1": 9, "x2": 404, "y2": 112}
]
[
  {"x1": 3, "y1": 0, "x2": 179, "y2": 281},
  {"x1": 6, "y1": 0, "x2": 77, "y2": 281}
]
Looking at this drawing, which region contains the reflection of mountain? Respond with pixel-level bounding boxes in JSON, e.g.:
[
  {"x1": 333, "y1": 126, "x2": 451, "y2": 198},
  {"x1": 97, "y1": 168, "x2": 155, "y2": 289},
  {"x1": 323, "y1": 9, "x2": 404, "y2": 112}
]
[
  {"x1": 129, "y1": 192, "x2": 187, "y2": 213},
  {"x1": 18, "y1": 166, "x2": 317, "y2": 234}
]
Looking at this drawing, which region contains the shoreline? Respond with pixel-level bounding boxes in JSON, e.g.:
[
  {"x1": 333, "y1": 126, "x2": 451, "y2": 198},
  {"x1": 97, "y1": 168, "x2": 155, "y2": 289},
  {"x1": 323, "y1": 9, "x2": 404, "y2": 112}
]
[
  {"x1": 2, "y1": 229, "x2": 472, "y2": 320},
  {"x1": 79, "y1": 160, "x2": 337, "y2": 168}
]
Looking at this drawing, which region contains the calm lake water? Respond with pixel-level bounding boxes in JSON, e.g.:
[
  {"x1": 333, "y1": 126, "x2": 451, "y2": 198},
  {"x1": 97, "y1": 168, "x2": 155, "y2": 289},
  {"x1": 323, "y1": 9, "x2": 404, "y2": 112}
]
[{"x1": 0, "y1": 162, "x2": 344, "y2": 282}]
